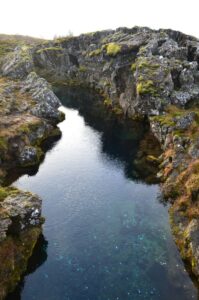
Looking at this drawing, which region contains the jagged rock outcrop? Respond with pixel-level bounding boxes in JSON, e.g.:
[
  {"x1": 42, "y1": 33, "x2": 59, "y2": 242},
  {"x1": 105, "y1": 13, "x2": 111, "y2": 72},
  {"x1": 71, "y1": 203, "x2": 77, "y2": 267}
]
[
  {"x1": 31, "y1": 27, "x2": 199, "y2": 116},
  {"x1": 0, "y1": 42, "x2": 64, "y2": 299},
  {"x1": 22, "y1": 72, "x2": 63, "y2": 121},
  {"x1": 0, "y1": 72, "x2": 64, "y2": 183}
]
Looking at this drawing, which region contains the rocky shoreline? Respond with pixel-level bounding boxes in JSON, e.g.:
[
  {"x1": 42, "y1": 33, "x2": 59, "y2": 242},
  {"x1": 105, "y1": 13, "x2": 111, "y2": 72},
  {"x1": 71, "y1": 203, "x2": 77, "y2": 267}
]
[
  {"x1": 0, "y1": 38, "x2": 64, "y2": 298},
  {"x1": 0, "y1": 26, "x2": 199, "y2": 297}
]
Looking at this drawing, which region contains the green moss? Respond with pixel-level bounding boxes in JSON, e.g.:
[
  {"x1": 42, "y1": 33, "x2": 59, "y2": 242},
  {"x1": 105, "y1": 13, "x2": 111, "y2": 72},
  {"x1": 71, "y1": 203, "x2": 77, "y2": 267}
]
[
  {"x1": 35, "y1": 147, "x2": 44, "y2": 161},
  {"x1": 136, "y1": 80, "x2": 158, "y2": 96},
  {"x1": 112, "y1": 106, "x2": 123, "y2": 116},
  {"x1": 18, "y1": 121, "x2": 44, "y2": 138},
  {"x1": 146, "y1": 155, "x2": 159, "y2": 163},
  {"x1": 131, "y1": 63, "x2": 136, "y2": 72},
  {"x1": 106, "y1": 43, "x2": 122, "y2": 57},
  {"x1": 49, "y1": 127, "x2": 62, "y2": 138},
  {"x1": 0, "y1": 137, "x2": 8, "y2": 151},
  {"x1": 137, "y1": 57, "x2": 160, "y2": 70},
  {"x1": 0, "y1": 187, "x2": 20, "y2": 201},
  {"x1": 151, "y1": 114, "x2": 175, "y2": 127},
  {"x1": 104, "y1": 98, "x2": 112, "y2": 107},
  {"x1": 18, "y1": 124, "x2": 31, "y2": 134},
  {"x1": 79, "y1": 65, "x2": 87, "y2": 72},
  {"x1": 139, "y1": 46, "x2": 147, "y2": 55},
  {"x1": 0, "y1": 188, "x2": 8, "y2": 201},
  {"x1": 89, "y1": 48, "x2": 102, "y2": 57},
  {"x1": 101, "y1": 79, "x2": 111, "y2": 87},
  {"x1": 152, "y1": 106, "x2": 199, "y2": 130},
  {"x1": 36, "y1": 47, "x2": 64, "y2": 54}
]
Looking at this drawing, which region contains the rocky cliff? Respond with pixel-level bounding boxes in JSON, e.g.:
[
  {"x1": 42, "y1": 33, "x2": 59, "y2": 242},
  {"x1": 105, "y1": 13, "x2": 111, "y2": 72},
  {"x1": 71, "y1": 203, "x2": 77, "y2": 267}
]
[
  {"x1": 0, "y1": 36, "x2": 64, "y2": 298},
  {"x1": 1, "y1": 26, "x2": 199, "y2": 296}
]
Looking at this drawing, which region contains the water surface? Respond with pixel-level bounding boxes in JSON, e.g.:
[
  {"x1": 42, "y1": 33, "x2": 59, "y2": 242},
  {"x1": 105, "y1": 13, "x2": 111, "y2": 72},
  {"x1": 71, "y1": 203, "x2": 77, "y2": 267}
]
[{"x1": 8, "y1": 91, "x2": 198, "y2": 300}]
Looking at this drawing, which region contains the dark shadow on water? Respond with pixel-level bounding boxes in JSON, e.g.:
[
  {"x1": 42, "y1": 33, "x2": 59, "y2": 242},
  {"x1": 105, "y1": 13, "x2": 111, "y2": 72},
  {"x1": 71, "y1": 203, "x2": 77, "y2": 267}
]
[{"x1": 6, "y1": 234, "x2": 48, "y2": 300}]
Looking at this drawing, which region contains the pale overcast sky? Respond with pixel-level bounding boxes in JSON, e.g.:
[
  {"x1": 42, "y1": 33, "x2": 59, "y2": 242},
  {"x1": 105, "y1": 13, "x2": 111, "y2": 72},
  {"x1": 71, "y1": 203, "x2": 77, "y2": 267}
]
[{"x1": 1, "y1": 0, "x2": 199, "y2": 39}]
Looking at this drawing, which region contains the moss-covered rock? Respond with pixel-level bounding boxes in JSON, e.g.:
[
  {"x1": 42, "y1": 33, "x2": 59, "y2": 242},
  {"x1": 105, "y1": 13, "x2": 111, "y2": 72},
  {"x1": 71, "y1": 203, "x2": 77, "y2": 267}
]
[
  {"x1": 106, "y1": 43, "x2": 122, "y2": 56},
  {"x1": 0, "y1": 227, "x2": 41, "y2": 299},
  {"x1": 0, "y1": 184, "x2": 43, "y2": 298}
]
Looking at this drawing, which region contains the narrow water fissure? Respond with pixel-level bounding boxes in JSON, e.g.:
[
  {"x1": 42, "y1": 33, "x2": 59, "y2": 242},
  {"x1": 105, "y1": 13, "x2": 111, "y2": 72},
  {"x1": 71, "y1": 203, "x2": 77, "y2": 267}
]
[{"x1": 6, "y1": 88, "x2": 198, "y2": 300}]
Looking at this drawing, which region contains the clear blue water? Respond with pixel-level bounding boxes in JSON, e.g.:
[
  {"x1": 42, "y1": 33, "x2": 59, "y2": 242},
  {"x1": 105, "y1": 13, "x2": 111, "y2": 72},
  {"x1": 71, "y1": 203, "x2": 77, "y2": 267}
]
[{"x1": 8, "y1": 91, "x2": 198, "y2": 300}]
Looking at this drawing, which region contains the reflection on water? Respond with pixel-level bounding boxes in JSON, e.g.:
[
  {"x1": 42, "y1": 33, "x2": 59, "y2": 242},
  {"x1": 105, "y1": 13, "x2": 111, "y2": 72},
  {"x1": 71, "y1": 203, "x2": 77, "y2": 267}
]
[{"x1": 7, "y1": 88, "x2": 199, "y2": 299}]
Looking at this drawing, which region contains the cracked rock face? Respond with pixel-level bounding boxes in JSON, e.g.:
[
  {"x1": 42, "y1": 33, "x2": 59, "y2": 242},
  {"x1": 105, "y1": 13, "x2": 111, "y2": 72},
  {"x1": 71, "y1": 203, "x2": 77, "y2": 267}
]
[
  {"x1": 1, "y1": 46, "x2": 34, "y2": 79},
  {"x1": 21, "y1": 72, "x2": 62, "y2": 122},
  {"x1": 28, "y1": 26, "x2": 199, "y2": 116}
]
